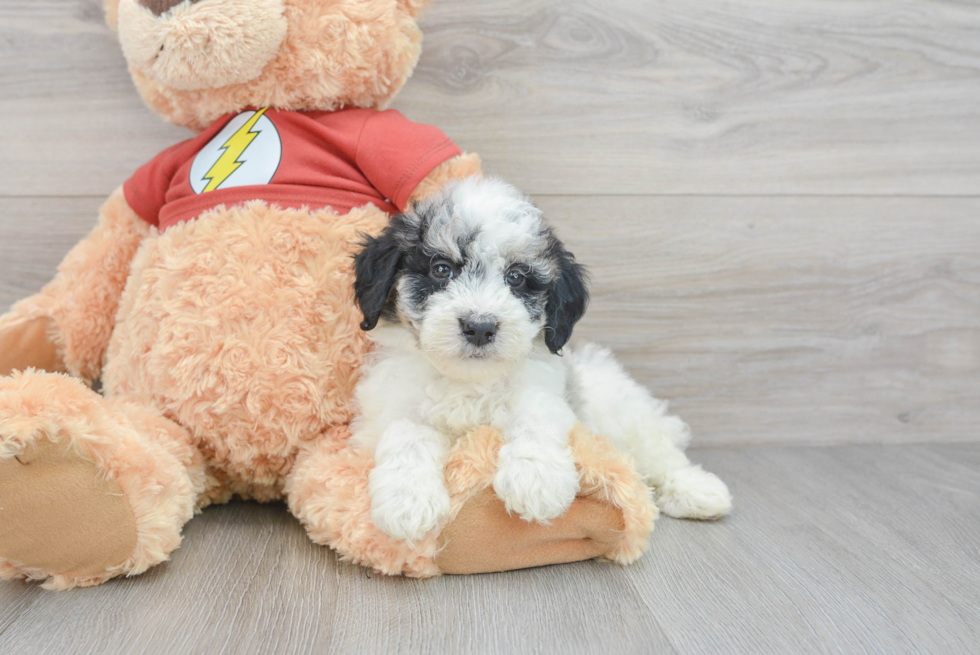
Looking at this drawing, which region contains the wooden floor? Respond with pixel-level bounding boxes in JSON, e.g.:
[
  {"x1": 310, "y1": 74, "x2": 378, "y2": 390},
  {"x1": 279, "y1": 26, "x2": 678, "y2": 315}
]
[
  {"x1": 1, "y1": 444, "x2": 978, "y2": 654},
  {"x1": 1, "y1": 0, "x2": 979, "y2": 653}
]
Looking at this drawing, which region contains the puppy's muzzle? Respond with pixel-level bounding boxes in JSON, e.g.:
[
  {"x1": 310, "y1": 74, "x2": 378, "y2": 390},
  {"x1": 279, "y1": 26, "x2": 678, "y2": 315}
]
[{"x1": 460, "y1": 318, "x2": 498, "y2": 348}]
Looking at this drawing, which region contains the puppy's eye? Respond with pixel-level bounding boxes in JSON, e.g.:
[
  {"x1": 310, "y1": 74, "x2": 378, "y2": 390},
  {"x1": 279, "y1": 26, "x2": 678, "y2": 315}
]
[
  {"x1": 505, "y1": 270, "x2": 526, "y2": 288},
  {"x1": 431, "y1": 260, "x2": 456, "y2": 280}
]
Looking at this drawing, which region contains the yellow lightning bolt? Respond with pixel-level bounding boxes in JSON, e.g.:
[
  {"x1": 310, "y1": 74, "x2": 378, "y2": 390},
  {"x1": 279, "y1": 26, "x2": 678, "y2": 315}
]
[{"x1": 202, "y1": 107, "x2": 269, "y2": 192}]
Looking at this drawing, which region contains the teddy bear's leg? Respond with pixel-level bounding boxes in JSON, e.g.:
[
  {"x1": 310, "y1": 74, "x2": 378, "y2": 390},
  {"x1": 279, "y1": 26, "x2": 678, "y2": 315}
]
[
  {"x1": 0, "y1": 188, "x2": 150, "y2": 382},
  {"x1": 0, "y1": 371, "x2": 206, "y2": 590},
  {"x1": 286, "y1": 425, "x2": 655, "y2": 578},
  {"x1": 571, "y1": 344, "x2": 733, "y2": 520}
]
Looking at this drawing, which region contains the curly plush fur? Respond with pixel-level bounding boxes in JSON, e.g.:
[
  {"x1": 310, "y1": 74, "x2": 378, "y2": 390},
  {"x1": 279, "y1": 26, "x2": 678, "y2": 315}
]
[
  {"x1": 0, "y1": 371, "x2": 205, "y2": 590},
  {"x1": 0, "y1": 0, "x2": 689, "y2": 588},
  {"x1": 286, "y1": 424, "x2": 655, "y2": 577},
  {"x1": 105, "y1": 200, "x2": 388, "y2": 489},
  {"x1": 106, "y1": 0, "x2": 432, "y2": 131},
  {"x1": 0, "y1": 0, "x2": 495, "y2": 589},
  {"x1": 0, "y1": 188, "x2": 150, "y2": 383}
]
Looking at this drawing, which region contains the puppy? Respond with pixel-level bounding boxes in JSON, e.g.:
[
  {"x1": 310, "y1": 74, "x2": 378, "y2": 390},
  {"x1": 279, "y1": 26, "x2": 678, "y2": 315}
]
[{"x1": 352, "y1": 177, "x2": 731, "y2": 542}]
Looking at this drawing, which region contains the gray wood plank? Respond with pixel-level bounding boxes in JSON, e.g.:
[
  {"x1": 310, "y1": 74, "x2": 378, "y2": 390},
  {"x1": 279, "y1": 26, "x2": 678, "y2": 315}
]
[
  {"x1": 406, "y1": 0, "x2": 980, "y2": 196},
  {"x1": 2, "y1": 0, "x2": 980, "y2": 196},
  {"x1": 325, "y1": 560, "x2": 676, "y2": 655},
  {"x1": 1, "y1": 1, "x2": 976, "y2": 653},
  {"x1": 543, "y1": 194, "x2": 980, "y2": 447},
  {"x1": 0, "y1": 0, "x2": 190, "y2": 197},
  {"x1": 627, "y1": 445, "x2": 980, "y2": 654},
  {"x1": 0, "y1": 577, "x2": 41, "y2": 643},
  {"x1": 2, "y1": 195, "x2": 977, "y2": 448},
  {"x1": 0, "y1": 502, "x2": 342, "y2": 654},
  {"x1": 1, "y1": 443, "x2": 978, "y2": 654},
  {"x1": 0, "y1": 196, "x2": 101, "y2": 302}
]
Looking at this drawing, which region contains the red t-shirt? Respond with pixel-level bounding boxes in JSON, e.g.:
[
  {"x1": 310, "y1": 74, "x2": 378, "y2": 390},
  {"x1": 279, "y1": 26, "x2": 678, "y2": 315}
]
[{"x1": 123, "y1": 107, "x2": 461, "y2": 232}]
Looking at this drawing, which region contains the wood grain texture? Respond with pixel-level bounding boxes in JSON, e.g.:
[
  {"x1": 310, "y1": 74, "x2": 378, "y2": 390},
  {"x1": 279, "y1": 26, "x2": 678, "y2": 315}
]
[
  {"x1": 405, "y1": 0, "x2": 980, "y2": 195},
  {"x1": 1, "y1": 443, "x2": 977, "y2": 654},
  {"x1": 544, "y1": 195, "x2": 980, "y2": 447},
  {"x1": 3, "y1": 195, "x2": 976, "y2": 447},
  {"x1": 1, "y1": 2, "x2": 977, "y2": 653},
  {"x1": 0, "y1": 196, "x2": 101, "y2": 301},
  {"x1": 2, "y1": 0, "x2": 980, "y2": 196},
  {"x1": 622, "y1": 443, "x2": 980, "y2": 654}
]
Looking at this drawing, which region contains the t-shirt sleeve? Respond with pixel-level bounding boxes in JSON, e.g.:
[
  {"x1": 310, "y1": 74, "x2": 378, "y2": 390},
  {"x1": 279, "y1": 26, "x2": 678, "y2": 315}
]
[
  {"x1": 354, "y1": 110, "x2": 462, "y2": 212},
  {"x1": 122, "y1": 139, "x2": 199, "y2": 227}
]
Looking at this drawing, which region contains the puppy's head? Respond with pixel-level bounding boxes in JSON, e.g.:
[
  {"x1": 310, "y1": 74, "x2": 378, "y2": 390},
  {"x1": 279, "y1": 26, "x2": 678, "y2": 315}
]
[{"x1": 354, "y1": 177, "x2": 589, "y2": 381}]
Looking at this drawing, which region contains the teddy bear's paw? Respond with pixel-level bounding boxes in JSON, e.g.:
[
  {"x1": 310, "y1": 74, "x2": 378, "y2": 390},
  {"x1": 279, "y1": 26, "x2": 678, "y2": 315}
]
[
  {"x1": 0, "y1": 435, "x2": 139, "y2": 587},
  {"x1": 492, "y1": 443, "x2": 580, "y2": 523},
  {"x1": 369, "y1": 465, "x2": 451, "y2": 543},
  {"x1": 656, "y1": 466, "x2": 732, "y2": 520}
]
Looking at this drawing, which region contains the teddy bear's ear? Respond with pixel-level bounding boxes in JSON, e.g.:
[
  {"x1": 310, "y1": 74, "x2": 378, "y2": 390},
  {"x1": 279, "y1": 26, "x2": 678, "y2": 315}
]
[
  {"x1": 104, "y1": 0, "x2": 120, "y2": 29},
  {"x1": 398, "y1": 0, "x2": 435, "y2": 18}
]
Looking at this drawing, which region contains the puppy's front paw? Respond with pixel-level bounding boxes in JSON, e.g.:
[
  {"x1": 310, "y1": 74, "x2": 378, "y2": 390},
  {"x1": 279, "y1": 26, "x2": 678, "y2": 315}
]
[
  {"x1": 369, "y1": 466, "x2": 451, "y2": 542},
  {"x1": 493, "y1": 443, "x2": 580, "y2": 523},
  {"x1": 657, "y1": 466, "x2": 732, "y2": 520}
]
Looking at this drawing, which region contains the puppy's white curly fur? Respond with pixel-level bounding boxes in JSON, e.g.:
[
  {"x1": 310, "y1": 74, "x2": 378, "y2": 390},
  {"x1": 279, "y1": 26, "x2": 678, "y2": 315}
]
[{"x1": 352, "y1": 178, "x2": 731, "y2": 542}]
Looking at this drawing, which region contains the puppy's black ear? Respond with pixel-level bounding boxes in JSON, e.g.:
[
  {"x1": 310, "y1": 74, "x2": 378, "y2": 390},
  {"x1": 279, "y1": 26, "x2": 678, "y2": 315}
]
[
  {"x1": 354, "y1": 226, "x2": 403, "y2": 331},
  {"x1": 544, "y1": 242, "x2": 589, "y2": 354}
]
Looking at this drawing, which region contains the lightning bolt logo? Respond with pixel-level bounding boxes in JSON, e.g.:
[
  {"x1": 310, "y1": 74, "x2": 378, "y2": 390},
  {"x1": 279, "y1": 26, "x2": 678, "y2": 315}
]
[{"x1": 201, "y1": 108, "x2": 270, "y2": 192}]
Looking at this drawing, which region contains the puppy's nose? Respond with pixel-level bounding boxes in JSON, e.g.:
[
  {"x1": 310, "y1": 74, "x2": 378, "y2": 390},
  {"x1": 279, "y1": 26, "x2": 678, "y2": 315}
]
[{"x1": 460, "y1": 319, "x2": 498, "y2": 347}]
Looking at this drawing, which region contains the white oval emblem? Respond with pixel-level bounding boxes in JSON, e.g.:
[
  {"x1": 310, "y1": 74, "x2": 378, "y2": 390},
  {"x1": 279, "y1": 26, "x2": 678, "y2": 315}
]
[{"x1": 189, "y1": 108, "x2": 282, "y2": 194}]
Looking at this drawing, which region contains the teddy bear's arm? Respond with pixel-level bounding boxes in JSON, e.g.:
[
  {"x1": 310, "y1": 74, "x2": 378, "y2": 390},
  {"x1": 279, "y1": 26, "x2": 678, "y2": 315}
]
[
  {"x1": 406, "y1": 153, "x2": 483, "y2": 205},
  {"x1": 0, "y1": 188, "x2": 151, "y2": 382}
]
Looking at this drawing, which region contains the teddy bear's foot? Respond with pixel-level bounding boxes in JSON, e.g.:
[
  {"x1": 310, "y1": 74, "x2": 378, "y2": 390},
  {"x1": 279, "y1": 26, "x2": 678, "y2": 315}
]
[
  {"x1": 0, "y1": 436, "x2": 138, "y2": 587},
  {"x1": 287, "y1": 424, "x2": 657, "y2": 578},
  {"x1": 435, "y1": 487, "x2": 624, "y2": 574},
  {"x1": 0, "y1": 371, "x2": 206, "y2": 590}
]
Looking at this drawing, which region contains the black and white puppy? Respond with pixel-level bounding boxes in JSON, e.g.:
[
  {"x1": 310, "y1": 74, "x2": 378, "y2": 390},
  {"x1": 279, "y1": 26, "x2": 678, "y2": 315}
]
[{"x1": 352, "y1": 177, "x2": 731, "y2": 542}]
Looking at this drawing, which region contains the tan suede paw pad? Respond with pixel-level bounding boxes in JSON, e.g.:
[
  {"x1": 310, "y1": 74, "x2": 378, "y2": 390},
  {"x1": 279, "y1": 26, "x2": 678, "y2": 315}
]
[
  {"x1": 0, "y1": 316, "x2": 66, "y2": 377},
  {"x1": 436, "y1": 487, "x2": 626, "y2": 574},
  {"x1": 0, "y1": 438, "x2": 137, "y2": 578}
]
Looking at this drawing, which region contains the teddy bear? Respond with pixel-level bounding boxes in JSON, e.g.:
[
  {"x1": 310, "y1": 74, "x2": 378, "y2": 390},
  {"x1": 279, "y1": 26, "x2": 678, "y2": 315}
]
[{"x1": 0, "y1": 0, "x2": 662, "y2": 590}]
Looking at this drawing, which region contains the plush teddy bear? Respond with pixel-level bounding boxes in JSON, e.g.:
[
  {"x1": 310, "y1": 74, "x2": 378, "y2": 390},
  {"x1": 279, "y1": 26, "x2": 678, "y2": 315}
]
[{"x1": 0, "y1": 0, "x2": 662, "y2": 590}]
